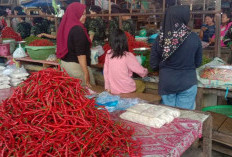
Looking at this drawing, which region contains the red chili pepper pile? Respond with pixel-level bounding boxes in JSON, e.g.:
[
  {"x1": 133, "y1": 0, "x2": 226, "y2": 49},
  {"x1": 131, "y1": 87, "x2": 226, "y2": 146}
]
[
  {"x1": 98, "y1": 32, "x2": 149, "y2": 64},
  {"x1": 1, "y1": 27, "x2": 22, "y2": 41},
  {"x1": 0, "y1": 68, "x2": 141, "y2": 156},
  {"x1": 28, "y1": 39, "x2": 54, "y2": 46},
  {"x1": 125, "y1": 32, "x2": 150, "y2": 52}
]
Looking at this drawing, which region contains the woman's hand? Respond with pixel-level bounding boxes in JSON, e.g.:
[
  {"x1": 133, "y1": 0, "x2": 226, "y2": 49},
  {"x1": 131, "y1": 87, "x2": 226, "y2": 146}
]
[
  {"x1": 37, "y1": 33, "x2": 44, "y2": 38},
  {"x1": 77, "y1": 55, "x2": 91, "y2": 87},
  {"x1": 84, "y1": 73, "x2": 91, "y2": 88},
  {"x1": 201, "y1": 26, "x2": 208, "y2": 32}
]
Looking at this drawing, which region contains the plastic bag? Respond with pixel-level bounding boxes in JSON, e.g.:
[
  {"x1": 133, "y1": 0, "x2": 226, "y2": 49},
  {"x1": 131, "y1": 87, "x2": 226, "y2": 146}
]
[
  {"x1": 13, "y1": 44, "x2": 27, "y2": 58},
  {"x1": 3, "y1": 65, "x2": 25, "y2": 75},
  {"x1": 10, "y1": 72, "x2": 29, "y2": 79},
  {"x1": 0, "y1": 84, "x2": 10, "y2": 89},
  {"x1": 95, "y1": 92, "x2": 144, "y2": 112},
  {"x1": 11, "y1": 82, "x2": 21, "y2": 87},
  {"x1": 0, "y1": 76, "x2": 10, "y2": 81},
  {"x1": 46, "y1": 54, "x2": 57, "y2": 61},
  {"x1": 0, "y1": 66, "x2": 5, "y2": 70},
  {"x1": 95, "y1": 46, "x2": 104, "y2": 56},
  {"x1": 11, "y1": 77, "x2": 27, "y2": 83},
  {"x1": 2, "y1": 64, "x2": 17, "y2": 76}
]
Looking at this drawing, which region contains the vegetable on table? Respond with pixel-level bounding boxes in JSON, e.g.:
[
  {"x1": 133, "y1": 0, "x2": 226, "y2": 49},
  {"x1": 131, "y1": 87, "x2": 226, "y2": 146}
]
[
  {"x1": 1, "y1": 27, "x2": 22, "y2": 41},
  {"x1": 24, "y1": 36, "x2": 42, "y2": 45},
  {"x1": 28, "y1": 39, "x2": 54, "y2": 46},
  {"x1": 0, "y1": 68, "x2": 141, "y2": 156}
]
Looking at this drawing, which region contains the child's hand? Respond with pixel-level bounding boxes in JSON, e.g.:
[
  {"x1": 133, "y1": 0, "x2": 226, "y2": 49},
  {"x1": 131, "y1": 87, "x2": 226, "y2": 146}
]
[{"x1": 105, "y1": 89, "x2": 111, "y2": 93}]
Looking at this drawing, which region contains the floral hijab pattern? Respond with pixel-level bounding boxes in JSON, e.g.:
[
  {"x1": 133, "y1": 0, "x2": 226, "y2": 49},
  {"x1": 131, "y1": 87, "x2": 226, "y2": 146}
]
[{"x1": 159, "y1": 5, "x2": 191, "y2": 61}]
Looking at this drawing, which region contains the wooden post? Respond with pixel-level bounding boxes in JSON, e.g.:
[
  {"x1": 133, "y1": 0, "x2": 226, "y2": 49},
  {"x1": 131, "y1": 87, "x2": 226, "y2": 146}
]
[
  {"x1": 109, "y1": 0, "x2": 111, "y2": 20},
  {"x1": 55, "y1": 16, "x2": 58, "y2": 37},
  {"x1": 202, "y1": 114, "x2": 212, "y2": 157},
  {"x1": 215, "y1": 0, "x2": 221, "y2": 58},
  {"x1": 119, "y1": 15, "x2": 122, "y2": 29},
  {"x1": 203, "y1": 0, "x2": 206, "y2": 22},
  {"x1": 130, "y1": 0, "x2": 134, "y2": 13},
  {"x1": 162, "y1": 0, "x2": 165, "y2": 13}
]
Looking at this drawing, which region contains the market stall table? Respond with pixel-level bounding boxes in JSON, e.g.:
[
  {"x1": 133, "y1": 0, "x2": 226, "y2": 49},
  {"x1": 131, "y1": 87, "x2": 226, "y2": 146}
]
[
  {"x1": 205, "y1": 111, "x2": 232, "y2": 156},
  {"x1": 90, "y1": 85, "x2": 161, "y2": 103},
  {"x1": 0, "y1": 55, "x2": 59, "y2": 70},
  {"x1": 88, "y1": 86, "x2": 212, "y2": 156},
  {"x1": 110, "y1": 110, "x2": 211, "y2": 157},
  {"x1": 0, "y1": 87, "x2": 212, "y2": 157},
  {"x1": 196, "y1": 87, "x2": 232, "y2": 110}
]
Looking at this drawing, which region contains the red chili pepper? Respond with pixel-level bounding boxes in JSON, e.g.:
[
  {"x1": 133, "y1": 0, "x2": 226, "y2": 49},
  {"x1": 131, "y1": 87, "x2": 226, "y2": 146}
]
[
  {"x1": 28, "y1": 39, "x2": 54, "y2": 46},
  {"x1": 0, "y1": 68, "x2": 141, "y2": 156}
]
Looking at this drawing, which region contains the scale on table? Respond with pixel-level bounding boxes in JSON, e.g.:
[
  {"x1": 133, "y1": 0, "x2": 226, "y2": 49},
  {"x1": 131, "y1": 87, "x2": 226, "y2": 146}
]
[{"x1": 133, "y1": 47, "x2": 150, "y2": 66}]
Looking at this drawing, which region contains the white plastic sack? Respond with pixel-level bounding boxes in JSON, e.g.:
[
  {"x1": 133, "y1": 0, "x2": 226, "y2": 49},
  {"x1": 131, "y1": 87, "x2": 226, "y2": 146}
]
[
  {"x1": 13, "y1": 44, "x2": 27, "y2": 58},
  {"x1": 120, "y1": 112, "x2": 166, "y2": 128},
  {"x1": 11, "y1": 82, "x2": 21, "y2": 87},
  {"x1": 0, "y1": 80, "x2": 10, "y2": 85},
  {"x1": 0, "y1": 84, "x2": 11, "y2": 89},
  {"x1": 0, "y1": 76, "x2": 11, "y2": 82},
  {"x1": 0, "y1": 66, "x2": 5, "y2": 70},
  {"x1": 10, "y1": 73, "x2": 29, "y2": 79},
  {"x1": 121, "y1": 103, "x2": 180, "y2": 128},
  {"x1": 11, "y1": 77, "x2": 27, "y2": 83},
  {"x1": 2, "y1": 65, "x2": 17, "y2": 76},
  {"x1": 3, "y1": 65, "x2": 28, "y2": 78}
]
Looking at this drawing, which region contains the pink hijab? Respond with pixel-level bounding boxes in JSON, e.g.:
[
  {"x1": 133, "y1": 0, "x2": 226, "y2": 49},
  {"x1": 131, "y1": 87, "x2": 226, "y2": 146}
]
[{"x1": 56, "y1": 2, "x2": 91, "y2": 59}]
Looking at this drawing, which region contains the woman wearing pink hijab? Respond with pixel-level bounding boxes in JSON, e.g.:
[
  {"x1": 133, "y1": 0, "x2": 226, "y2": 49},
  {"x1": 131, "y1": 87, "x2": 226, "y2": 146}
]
[{"x1": 56, "y1": 2, "x2": 95, "y2": 87}]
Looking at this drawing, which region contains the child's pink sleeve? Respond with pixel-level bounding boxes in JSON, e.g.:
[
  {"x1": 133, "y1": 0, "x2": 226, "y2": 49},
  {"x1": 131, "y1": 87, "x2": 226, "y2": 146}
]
[{"x1": 126, "y1": 53, "x2": 148, "y2": 77}]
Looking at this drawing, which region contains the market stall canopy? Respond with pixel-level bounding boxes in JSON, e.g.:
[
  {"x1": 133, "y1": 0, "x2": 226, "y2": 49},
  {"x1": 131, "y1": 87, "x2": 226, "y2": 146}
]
[{"x1": 21, "y1": 0, "x2": 61, "y2": 7}]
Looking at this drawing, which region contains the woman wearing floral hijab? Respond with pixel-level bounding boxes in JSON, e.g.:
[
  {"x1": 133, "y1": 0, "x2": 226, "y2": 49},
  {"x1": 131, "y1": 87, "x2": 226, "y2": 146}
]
[
  {"x1": 56, "y1": 2, "x2": 95, "y2": 87},
  {"x1": 150, "y1": 5, "x2": 202, "y2": 110}
]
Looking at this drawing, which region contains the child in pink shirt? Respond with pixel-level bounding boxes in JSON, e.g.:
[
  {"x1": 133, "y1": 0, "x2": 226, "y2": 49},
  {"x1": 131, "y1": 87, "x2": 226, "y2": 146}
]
[{"x1": 104, "y1": 29, "x2": 148, "y2": 94}]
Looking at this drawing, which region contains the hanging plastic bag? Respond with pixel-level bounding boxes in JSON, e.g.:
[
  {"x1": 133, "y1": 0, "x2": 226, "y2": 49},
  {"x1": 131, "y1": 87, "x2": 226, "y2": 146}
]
[
  {"x1": 13, "y1": 44, "x2": 27, "y2": 58},
  {"x1": 95, "y1": 45, "x2": 104, "y2": 56},
  {"x1": 90, "y1": 48, "x2": 99, "y2": 65}
]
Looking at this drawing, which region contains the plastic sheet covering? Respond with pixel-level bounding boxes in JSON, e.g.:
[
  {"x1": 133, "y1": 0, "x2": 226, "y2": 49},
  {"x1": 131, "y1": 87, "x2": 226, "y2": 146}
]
[
  {"x1": 95, "y1": 91, "x2": 145, "y2": 112},
  {"x1": 196, "y1": 57, "x2": 232, "y2": 89}
]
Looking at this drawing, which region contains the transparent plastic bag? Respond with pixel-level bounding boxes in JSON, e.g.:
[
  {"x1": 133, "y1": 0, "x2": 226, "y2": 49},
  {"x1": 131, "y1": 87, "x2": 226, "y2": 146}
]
[
  {"x1": 2, "y1": 64, "x2": 17, "y2": 76},
  {"x1": 46, "y1": 54, "x2": 57, "y2": 61},
  {"x1": 96, "y1": 92, "x2": 144, "y2": 112},
  {"x1": 13, "y1": 44, "x2": 27, "y2": 58}
]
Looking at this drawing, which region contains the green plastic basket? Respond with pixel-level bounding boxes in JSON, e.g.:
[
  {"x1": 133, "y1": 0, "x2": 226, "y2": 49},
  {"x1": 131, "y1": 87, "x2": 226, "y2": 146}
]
[
  {"x1": 202, "y1": 105, "x2": 232, "y2": 118},
  {"x1": 25, "y1": 45, "x2": 56, "y2": 60}
]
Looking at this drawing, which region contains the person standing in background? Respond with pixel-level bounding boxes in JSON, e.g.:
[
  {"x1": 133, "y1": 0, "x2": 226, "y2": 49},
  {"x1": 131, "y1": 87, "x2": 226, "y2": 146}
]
[
  {"x1": 37, "y1": 7, "x2": 56, "y2": 40},
  {"x1": 120, "y1": 8, "x2": 135, "y2": 36},
  {"x1": 56, "y1": 2, "x2": 95, "y2": 87},
  {"x1": 11, "y1": 6, "x2": 23, "y2": 31},
  {"x1": 108, "y1": 4, "x2": 120, "y2": 36},
  {"x1": 223, "y1": 24, "x2": 232, "y2": 64},
  {"x1": 16, "y1": 12, "x2": 31, "y2": 39},
  {"x1": 150, "y1": 5, "x2": 202, "y2": 110},
  {"x1": 199, "y1": 15, "x2": 215, "y2": 43},
  {"x1": 211, "y1": 12, "x2": 232, "y2": 47},
  {"x1": 87, "y1": 5, "x2": 106, "y2": 47}
]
